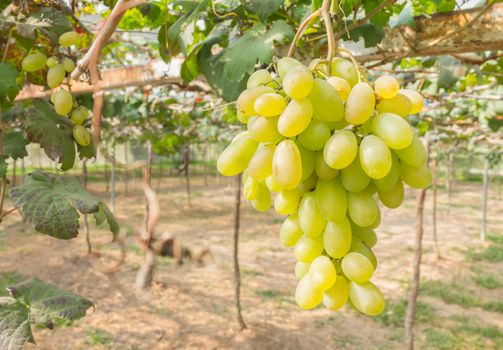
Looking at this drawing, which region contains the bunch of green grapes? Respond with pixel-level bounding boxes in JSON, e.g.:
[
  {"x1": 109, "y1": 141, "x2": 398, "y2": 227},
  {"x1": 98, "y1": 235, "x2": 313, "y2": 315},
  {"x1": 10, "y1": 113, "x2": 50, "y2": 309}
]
[
  {"x1": 217, "y1": 56, "x2": 430, "y2": 316},
  {"x1": 21, "y1": 30, "x2": 91, "y2": 147}
]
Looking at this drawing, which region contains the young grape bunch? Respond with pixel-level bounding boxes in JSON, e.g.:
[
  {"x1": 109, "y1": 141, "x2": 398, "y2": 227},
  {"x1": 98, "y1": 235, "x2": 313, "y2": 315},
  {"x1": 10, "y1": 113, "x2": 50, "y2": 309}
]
[{"x1": 217, "y1": 56, "x2": 430, "y2": 316}]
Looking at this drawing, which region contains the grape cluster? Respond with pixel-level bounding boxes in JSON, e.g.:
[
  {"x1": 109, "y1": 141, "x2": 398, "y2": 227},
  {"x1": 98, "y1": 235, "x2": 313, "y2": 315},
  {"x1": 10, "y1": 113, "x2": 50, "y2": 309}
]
[
  {"x1": 218, "y1": 56, "x2": 432, "y2": 316},
  {"x1": 21, "y1": 31, "x2": 91, "y2": 147}
]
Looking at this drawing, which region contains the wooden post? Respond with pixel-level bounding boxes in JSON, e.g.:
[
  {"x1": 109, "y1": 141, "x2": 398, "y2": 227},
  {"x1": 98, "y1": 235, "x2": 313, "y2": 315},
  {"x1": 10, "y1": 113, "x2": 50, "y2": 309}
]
[
  {"x1": 481, "y1": 157, "x2": 489, "y2": 241},
  {"x1": 233, "y1": 174, "x2": 246, "y2": 330}
]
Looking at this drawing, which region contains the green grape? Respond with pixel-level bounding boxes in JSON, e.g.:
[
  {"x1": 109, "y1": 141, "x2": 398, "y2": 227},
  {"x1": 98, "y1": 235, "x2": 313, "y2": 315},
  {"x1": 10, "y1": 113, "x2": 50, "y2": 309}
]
[
  {"x1": 244, "y1": 175, "x2": 260, "y2": 200},
  {"x1": 247, "y1": 143, "x2": 275, "y2": 180},
  {"x1": 297, "y1": 144, "x2": 316, "y2": 181},
  {"x1": 373, "y1": 153, "x2": 400, "y2": 192},
  {"x1": 315, "y1": 151, "x2": 338, "y2": 180},
  {"x1": 323, "y1": 275, "x2": 349, "y2": 310},
  {"x1": 327, "y1": 118, "x2": 349, "y2": 130},
  {"x1": 400, "y1": 89, "x2": 424, "y2": 114},
  {"x1": 274, "y1": 188, "x2": 302, "y2": 215},
  {"x1": 47, "y1": 63, "x2": 66, "y2": 88},
  {"x1": 315, "y1": 178, "x2": 347, "y2": 222},
  {"x1": 247, "y1": 69, "x2": 275, "y2": 89},
  {"x1": 294, "y1": 235, "x2": 324, "y2": 263},
  {"x1": 394, "y1": 134, "x2": 427, "y2": 167},
  {"x1": 72, "y1": 125, "x2": 91, "y2": 146},
  {"x1": 308, "y1": 256, "x2": 337, "y2": 291},
  {"x1": 378, "y1": 180, "x2": 404, "y2": 209},
  {"x1": 295, "y1": 275, "x2": 323, "y2": 310},
  {"x1": 345, "y1": 82, "x2": 375, "y2": 125},
  {"x1": 299, "y1": 192, "x2": 326, "y2": 237},
  {"x1": 265, "y1": 175, "x2": 283, "y2": 193},
  {"x1": 351, "y1": 225, "x2": 377, "y2": 248},
  {"x1": 323, "y1": 217, "x2": 352, "y2": 258},
  {"x1": 273, "y1": 140, "x2": 303, "y2": 189},
  {"x1": 331, "y1": 58, "x2": 359, "y2": 86},
  {"x1": 277, "y1": 57, "x2": 302, "y2": 78},
  {"x1": 348, "y1": 191, "x2": 378, "y2": 228},
  {"x1": 254, "y1": 93, "x2": 286, "y2": 117},
  {"x1": 326, "y1": 76, "x2": 351, "y2": 101},
  {"x1": 70, "y1": 106, "x2": 89, "y2": 125},
  {"x1": 350, "y1": 238, "x2": 377, "y2": 268},
  {"x1": 22, "y1": 53, "x2": 47, "y2": 72},
  {"x1": 59, "y1": 31, "x2": 83, "y2": 47},
  {"x1": 283, "y1": 66, "x2": 314, "y2": 99},
  {"x1": 349, "y1": 281, "x2": 385, "y2": 316},
  {"x1": 217, "y1": 133, "x2": 258, "y2": 176},
  {"x1": 278, "y1": 98, "x2": 313, "y2": 137},
  {"x1": 53, "y1": 89, "x2": 73, "y2": 116},
  {"x1": 308, "y1": 78, "x2": 344, "y2": 122},
  {"x1": 237, "y1": 86, "x2": 274, "y2": 116},
  {"x1": 299, "y1": 173, "x2": 318, "y2": 193},
  {"x1": 369, "y1": 206, "x2": 381, "y2": 229},
  {"x1": 371, "y1": 113, "x2": 413, "y2": 150},
  {"x1": 279, "y1": 214, "x2": 303, "y2": 247},
  {"x1": 62, "y1": 58, "x2": 76, "y2": 73},
  {"x1": 342, "y1": 252, "x2": 375, "y2": 283},
  {"x1": 323, "y1": 130, "x2": 358, "y2": 169},
  {"x1": 46, "y1": 56, "x2": 58, "y2": 68},
  {"x1": 376, "y1": 93, "x2": 412, "y2": 117},
  {"x1": 341, "y1": 157, "x2": 371, "y2": 193},
  {"x1": 237, "y1": 110, "x2": 249, "y2": 124},
  {"x1": 309, "y1": 58, "x2": 328, "y2": 76},
  {"x1": 359, "y1": 135, "x2": 392, "y2": 179},
  {"x1": 250, "y1": 184, "x2": 271, "y2": 212},
  {"x1": 374, "y1": 75, "x2": 399, "y2": 99},
  {"x1": 247, "y1": 116, "x2": 281, "y2": 143},
  {"x1": 362, "y1": 182, "x2": 378, "y2": 196},
  {"x1": 298, "y1": 120, "x2": 331, "y2": 151},
  {"x1": 295, "y1": 261, "x2": 310, "y2": 279},
  {"x1": 400, "y1": 163, "x2": 432, "y2": 189}
]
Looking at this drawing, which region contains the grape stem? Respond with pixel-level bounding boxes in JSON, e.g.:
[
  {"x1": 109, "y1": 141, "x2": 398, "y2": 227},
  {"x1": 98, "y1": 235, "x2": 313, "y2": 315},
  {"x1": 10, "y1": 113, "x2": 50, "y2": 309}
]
[
  {"x1": 287, "y1": 9, "x2": 322, "y2": 58},
  {"x1": 321, "y1": 0, "x2": 335, "y2": 74}
]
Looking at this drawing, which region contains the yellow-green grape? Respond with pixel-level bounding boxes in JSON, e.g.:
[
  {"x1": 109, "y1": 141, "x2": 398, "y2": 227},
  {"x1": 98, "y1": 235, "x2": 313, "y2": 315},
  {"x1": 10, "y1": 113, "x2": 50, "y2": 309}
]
[
  {"x1": 323, "y1": 217, "x2": 352, "y2": 258},
  {"x1": 326, "y1": 76, "x2": 351, "y2": 101},
  {"x1": 298, "y1": 120, "x2": 331, "y2": 151},
  {"x1": 22, "y1": 52, "x2": 47, "y2": 72},
  {"x1": 349, "y1": 281, "x2": 385, "y2": 316},
  {"x1": 345, "y1": 82, "x2": 375, "y2": 125},
  {"x1": 327, "y1": 118, "x2": 349, "y2": 130},
  {"x1": 371, "y1": 113, "x2": 413, "y2": 150},
  {"x1": 70, "y1": 106, "x2": 89, "y2": 125},
  {"x1": 46, "y1": 56, "x2": 58, "y2": 68},
  {"x1": 62, "y1": 58, "x2": 76, "y2": 73},
  {"x1": 400, "y1": 89, "x2": 424, "y2": 114},
  {"x1": 237, "y1": 110, "x2": 249, "y2": 124},
  {"x1": 341, "y1": 157, "x2": 371, "y2": 193},
  {"x1": 376, "y1": 93, "x2": 412, "y2": 117},
  {"x1": 53, "y1": 89, "x2": 73, "y2": 116},
  {"x1": 58, "y1": 31, "x2": 83, "y2": 47},
  {"x1": 280, "y1": 214, "x2": 303, "y2": 247},
  {"x1": 342, "y1": 252, "x2": 375, "y2": 283},
  {"x1": 394, "y1": 134, "x2": 427, "y2": 167},
  {"x1": 237, "y1": 86, "x2": 274, "y2": 116},
  {"x1": 47, "y1": 64, "x2": 66, "y2": 88},
  {"x1": 295, "y1": 275, "x2": 323, "y2": 310},
  {"x1": 247, "y1": 143, "x2": 275, "y2": 180},
  {"x1": 72, "y1": 125, "x2": 91, "y2": 146},
  {"x1": 247, "y1": 69, "x2": 274, "y2": 88},
  {"x1": 299, "y1": 173, "x2": 318, "y2": 193},
  {"x1": 244, "y1": 176, "x2": 260, "y2": 200},
  {"x1": 247, "y1": 116, "x2": 281, "y2": 143},
  {"x1": 331, "y1": 58, "x2": 359, "y2": 87},
  {"x1": 250, "y1": 184, "x2": 271, "y2": 212},
  {"x1": 265, "y1": 175, "x2": 283, "y2": 193},
  {"x1": 378, "y1": 180, "x2": 404, "y2": 209},
  {"x1": 369, "y1": 206, "x2": 381, "y2": 229},
  {"x1": 308, "y1": 256, "x2": 337, "y2": 291},
  {"x1": 374, "y1": 75, "x2": 400, "y2": 99},
  {"x1": 323, "y1": 275, "x2": 349, "y2": 310},
  {"x1": 315, "y1": 151, "x2": 338, "y2": 180},
  {"x1": 254, "y1": 93, "x2": 286, "y2": 117},
  {"x1": 277, "y1": 57, "x2": 302, "y2": 78},
  {"x1": 308, "y1": 58, "x2": 328, "y2": 75},
  {"x1": 217, "y1": 133, "x2": 258, "y2": 176},
  {"x1": 283, "y1": 66, "x2": 314, "y2": 99},
  {"x1": 299, "y1": 192, "x2": 326, "y2": 237},
  {"x1": 294, "y1": 235, "x2": 324, "y2": 263},
  {"x1": 272, "y1": 140, "x2": 303, "y2": 189},
  {"x1": 278, "y1": 98, "x2": 313, "y2": 137},
  {"x1": 295, "y1": 261, "x2": 310, "y2": 280},
  {"x1": 359, "y1": 135, "x2": 392, "y2": 179},
  {"x1": 274, "y1": 188, "x2": 302, "y2": 215},
  {"x1": 297, "y1": 144, "x2": 316, "y2": 181},
  {"x1": 315, "y1": 178, "x2": 347, "y2": 222},
  {"x1": 348, "y1": 191, "x2": 378, "y2": 228},
  {"x1": 323, "y1": 130, "x2": 358, "y2": 169},
  {"x1": 373, "y1": 152, "x2": 400, "y2": 192},
  {"x1": 351, "y1": 225, "x2": 377, "y2": 248},
  {"x1": 350, "y1": 238, "x2": 377, "y2": 268},
  {"x1": 308, "y1": 78, "x2": 344, "y2": 122},
  {"x1": 400, "y1": 163, "x2": 432, "y2": 189}
]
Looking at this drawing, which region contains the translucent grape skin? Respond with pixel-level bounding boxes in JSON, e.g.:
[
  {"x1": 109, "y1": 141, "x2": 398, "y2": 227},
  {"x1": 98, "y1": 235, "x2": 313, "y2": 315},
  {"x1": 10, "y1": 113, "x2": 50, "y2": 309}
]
[
  {"x1": 297, "y1": 144, "x2": 316, "y2": 181},
  {"x1": 394, "y1": 133, "x2": 427, "y2": 167},
  {"x1": 247, "y1": 143, "x2": 275, "y2": 180},
  {"x1": 62, "y1": 58, "x2": 76, "y2": 73},
  {"x1": 217, "y1": 133, "x2": 258, "y2": 176},
  {"x1": 315, "y1": 178, "x2": 347, "y2": 222},
  {"x1": 265, "y1": 175, "x2": 283, "y2": 193},
  {"x1": 22, "y1": 53, "x2": 47, "y2": 72},
  {"x1": 374, "y1": 76, "x2": 399, "y2": 99},
  {"x1": 308, "y1": 78, "x2": 344, "y2": 122},
  {"x1": 53, "y1": 89, "x2": 73, "y2": 116},
  {"x1": 274, "y1": 188, "x2": 302, "y2": 215},
  {"x1": 350, "y1": 238, "x2": 377, "y2": 268},
  {"x1": 323, "y1": 275, "x2": 349, "y2": 310},
  {"x1": 348, "y1": 191, "x2": 378, "y2": 228},
  {"x1": 298, "y1": 119, "x2": 331, "y2": 151},
  {"x1": 283, "y1": 66, "x2": 314, "y2": 99},
  {"x1": 250, "y1": 184, "x2": 271, "y2": 212},
  {"x1": 247, "y1": 69, "x2": 274, "y2": 89},
  {"x1": 237, "y1": 86, "x2": 274, "y2": 116},
  {"x1": 345, "y1": 82, "x2": 375, "y2": 125},
  {"x1": 376, "y1": 93, "x2": 412, "y2": 117},
  {"x1": 324, "y1": 130, "x2": 358, "y2": 169},
  {"x1": 323, "y1": 217, "x2": 352, "y2": 258},
  {"x1": 342, "y1": 252, "x2": 375, "y2": 283},
  {"x1": 59, "y1": 31, "x2": 83, "y2": 47},
  {"x1": 70, "y1": 106, "x2": 89, "y2": 125},
  {"x1": 272, "y1": 140, "x2": 303, "y2": 189},
  {"x1": 294, "y1": 235, "x2": 324, "y2": 263},
  {"x1": 400, "y1": 163, "x2": 432, "y2": 189},
  {"x1": 278, "y1": 98, "x2": 313, "y2": 137},
  {"x1": 299, "y1": 192, "x2": 326, "y2": 237},
  {"x1": 280, "y1": 214, "x2": 303, "y2": 247},
  {"x1": 308, "y1": 256, "x2": 337, "y2": 291},
  {"x1": 47, "y1": 64, "x2": 66, "y2": 88},
  {"x1": 349, "y1": 281, "x2": 385, "y2": 316},
  {"x1": 326, "y1": 76, "x2": 351, "y2": 101},
  {"x1": 295, "y1": 261, "x2": 310, "y2": 279},
  {"x1": 331, "y1": 58, "x2": 359, "y2": 87},
  {"x1": 247, "y1": 116, "x2": 281, "y2": 143},
  {"x1": 244, "y1": 176, "x2": 260, "y2": 200},
  {"x1": 254, "y1": 93, "x2": 286, "y2": 117},
  {"x1": 315, "y1": 152, "x2": 339, "y2": 180},
  {"x1": 400, "y1": 89, "x2": 424, "y2": 114},
  {"x1": 72, "y1": 125, "x2": 91, "y2": 146},
  {"x1": 341, "y1": 157, "x2": 371, "y2": 193},
  {"x1": 295, "y1": 275, "x2": 323, "y2": 310},
  {"x1": 373, "y1": 152, "x2": 400, "y2": 192},
  {"x1": 371, "y1": 113, "x2": 413, "y2": 150},
  {"x1": 378, "y1": 180, "x2": 404, "y2": 209},
  {"x1": 277, "y1": 57, "x2": 302, "y2": 78},
  {"x1": 351, "y1": 224, "x2": 377, "y2": 248},
  {"x1": 359, "y1": 135, "x2": 392, "y2": 179},
  {"x1": 46, "y1": 56, "x2": 58, "y2": 68}
]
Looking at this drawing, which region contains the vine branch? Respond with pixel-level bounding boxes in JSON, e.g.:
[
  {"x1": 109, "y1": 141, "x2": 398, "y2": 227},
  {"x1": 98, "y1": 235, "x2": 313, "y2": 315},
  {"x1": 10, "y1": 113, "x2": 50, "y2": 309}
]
[{"x1": 287, "y1": 9, "x2": 322, "y2": 57}]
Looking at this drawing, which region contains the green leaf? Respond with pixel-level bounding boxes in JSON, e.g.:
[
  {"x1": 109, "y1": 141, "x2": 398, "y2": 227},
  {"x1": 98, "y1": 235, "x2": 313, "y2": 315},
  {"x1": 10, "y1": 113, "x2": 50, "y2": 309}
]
[
  {"x1": 346, "y1": 23, "x2": 385, "y2": 48},
  {"x1": 0, "y1": 297, "x2": 33, "y2": 350},
  {"x1": 0, "y1": 272, "x2": 25, "y2": 297},
  {"x1": 9, "y1": 170, "x2": 118, "y2": 240},
  {"x1": 391, "y1": 2, "x2": 416, "y2": 29},
  {"x1": 93, "y1": 202, "x2": 119, "y2": 237},
  {"x1": 245, "y1": 0, "x2": 284, "y2": 22},
  {"x1": 437, "y1": 56, "x2": 465, "y2": 89},
  {"x1": 0, "y1": 63, "x2": 22, "y2": 110},
  {"x1": 0, "y1": 156, "x2": 7, "y2": 178},
  {"x1": 363, "y1": 0, "x2": 391, "y2": 27},
  {"x1": 3, "y1": 132, "x2": 29, "y2": 160}
]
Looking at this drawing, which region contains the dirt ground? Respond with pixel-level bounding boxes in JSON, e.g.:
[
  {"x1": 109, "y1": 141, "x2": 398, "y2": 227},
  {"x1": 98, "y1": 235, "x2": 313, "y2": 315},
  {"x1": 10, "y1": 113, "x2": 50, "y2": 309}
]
[{"x1": 0, "y1": 173, "x2": 502, "y2": 350}]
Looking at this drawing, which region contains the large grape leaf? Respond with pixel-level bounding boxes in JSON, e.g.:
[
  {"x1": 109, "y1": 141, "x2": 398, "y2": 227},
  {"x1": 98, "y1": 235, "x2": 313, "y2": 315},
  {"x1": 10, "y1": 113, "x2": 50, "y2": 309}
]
[
  {"x1": 0, "y1": 64, "x2": 22, "y2": 111},
  {"x1": 9, "y1": 170, "x2": 119, "y2": 240},
  {"x1": 245, "y1": 0, "x2": 284, "y2": 22},
  {"x1": 3, "y1": 132, "x2": 28, "y2": 160}
]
